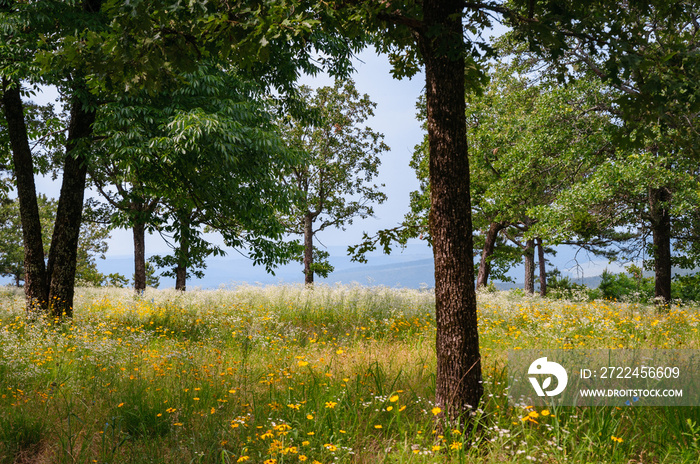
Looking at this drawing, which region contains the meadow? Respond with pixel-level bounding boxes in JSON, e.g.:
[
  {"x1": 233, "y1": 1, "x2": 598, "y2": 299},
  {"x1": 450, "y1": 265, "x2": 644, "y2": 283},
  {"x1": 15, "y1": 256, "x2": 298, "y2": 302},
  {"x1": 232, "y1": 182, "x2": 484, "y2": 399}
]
[{"x1": 1, "y1": 284, "x2": 700, "y2": 464}]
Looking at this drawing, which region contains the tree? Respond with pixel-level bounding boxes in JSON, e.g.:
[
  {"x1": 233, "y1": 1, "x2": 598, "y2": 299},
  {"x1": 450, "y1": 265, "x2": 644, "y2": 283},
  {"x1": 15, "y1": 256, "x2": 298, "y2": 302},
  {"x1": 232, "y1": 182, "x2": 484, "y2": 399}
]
[
  {"x1": 1, "y1": 0, "x2": 103, "y2": 317},
  {"x1": 340, "y1": 0, "x2": 689, "y2": 420},
  {"x1": 463, "y1": 53, "x2": 621, "y2": 294},
  {"x1": 279, "y1": 80, "x2": 388, "y2": 285},
  {"x1": 139, "y1": 262, "x2": 160, "y2": 289},
  {"x1": 509, "y1": 0, "x2": 700, "y2": 302},
  {"x1": 2, "y1": 0, "x2": 361, "y2": 316},
  {"x1": 384, "y1": 52, "x2": 620, "y2": 299},
  {"x1": 93, "y1": 63, "x2": 301, "y2": 291},
  {"x1": 334, "y1": 0, "x2": 500, "y2": 421},
  {"x1": 85, "y1": 175, "x2": 159, "y2": 294}
]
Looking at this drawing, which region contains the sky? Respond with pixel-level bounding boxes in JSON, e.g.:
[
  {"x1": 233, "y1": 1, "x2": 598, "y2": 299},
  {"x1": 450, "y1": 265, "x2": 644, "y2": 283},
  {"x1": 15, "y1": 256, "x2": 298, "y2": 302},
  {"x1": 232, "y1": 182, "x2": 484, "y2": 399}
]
[{"x1": 20, "y1": 47, "x2": 626, "y2": 288}]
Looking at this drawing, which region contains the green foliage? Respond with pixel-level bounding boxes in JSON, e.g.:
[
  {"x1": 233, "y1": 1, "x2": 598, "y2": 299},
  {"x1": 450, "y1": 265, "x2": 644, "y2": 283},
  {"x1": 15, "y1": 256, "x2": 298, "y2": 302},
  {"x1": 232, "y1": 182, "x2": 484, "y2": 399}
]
[
  {"x1": 597, "y1": 268, "x2": 655, "y2": 303},
  {"x1": 545, "y1": 269, "x2": 595, "y2": 302},
  {"x1": 672, "y1": 274, "x2": 700, "y2": 303},
  {"x1": 75, "y1": 220, "x2": 110, "y2": 287},
  {"x1": 106, "y1": 273, "x2": 129, "y2": 288},
  {"x1": 93, "y1": 62, "x2": 302, "y2": 285},
  {"x1": 114, "y1": 385, "x2": 171, "y2": 439},
  {"x1": 391, "y1": 48, "x2": 620, "y2": 275},
  {"x1": 149, "y1": 237, "x2": 212, "y2": 282},
  {"x1": 294, "y1": 247, "x2": 334, "y2": 279},
  {"x1": 546, "y1": 267, "x2": 700, "y2": 304},
  {"x1": 509, "y1": 1, "x2": 700, "y2": 153},
  {"x1": 143, "y1": 262, "x2": 160, "y2": 289},
  {"x1": 0, "y1": 199, "x2": 24, "y2": 285},
  {"x1": 0, "y1": 98, "x2": 65, "y2": 182},
  {"x1": 508, "y1": 1, "x2": 700, "y2": 299}
]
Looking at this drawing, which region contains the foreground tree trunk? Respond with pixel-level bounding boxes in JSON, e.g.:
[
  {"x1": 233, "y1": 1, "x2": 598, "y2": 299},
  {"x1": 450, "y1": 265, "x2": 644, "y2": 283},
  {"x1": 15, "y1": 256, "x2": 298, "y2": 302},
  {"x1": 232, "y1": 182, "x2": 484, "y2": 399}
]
[
  {"x1": 420, "y1": 0, "x2": 482, "y2": 420},
  {"x1": 523, "y1": 239, "x2": 535, "y2": 294},
  {"x1": 476, "y1": 222, "x2": 503, "y2": 288},
  {"x1": 4, "y1": 0, "x2": 102, "y2": 320},
  {"x1": 537, "y1": 237, "x2": 547, "y2": 297},
  {"x1": 1, "y1": 81, "x2": 49, "y2": 312},
  {"x1": 649, "y1": 186, "x2": 672, "y2": 303},
  {"x1": 303, "y1": 212, "x2": 314, "y2": 285},
  {"x1": 133, "y1": 221, "x2": 146, "y2": 293},
  {"x1": 46, "y1": 96, "x2": 96, "y2": 318}
]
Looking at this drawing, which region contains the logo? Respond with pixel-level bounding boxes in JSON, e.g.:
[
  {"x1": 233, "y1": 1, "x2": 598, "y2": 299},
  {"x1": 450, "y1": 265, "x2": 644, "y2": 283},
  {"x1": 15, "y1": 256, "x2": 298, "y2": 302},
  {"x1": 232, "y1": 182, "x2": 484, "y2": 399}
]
[{"x1": 528, "y1": 357, "x2": 568, "y2": 397}]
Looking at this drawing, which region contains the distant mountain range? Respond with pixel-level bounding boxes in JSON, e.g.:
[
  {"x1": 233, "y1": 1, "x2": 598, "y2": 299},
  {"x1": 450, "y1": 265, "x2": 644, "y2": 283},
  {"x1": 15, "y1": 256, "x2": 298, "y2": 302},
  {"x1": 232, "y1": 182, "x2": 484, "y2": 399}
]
[
  {"x1": 319, "y1": 258, "x2": 435, "y2": 288},
  {"x1": 5, "y1": 251, "x2": 693, "y2": 291},
  {"x1": 87, "y1": 255, "x2": 618, "y2": 290}
]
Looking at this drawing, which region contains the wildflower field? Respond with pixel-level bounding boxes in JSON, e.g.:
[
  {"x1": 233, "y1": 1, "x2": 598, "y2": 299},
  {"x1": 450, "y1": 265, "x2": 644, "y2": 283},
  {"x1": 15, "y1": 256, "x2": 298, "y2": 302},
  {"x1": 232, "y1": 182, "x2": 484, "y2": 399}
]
[{"x1": 1, "y1": 285, "x2": 700, "y2": 464}]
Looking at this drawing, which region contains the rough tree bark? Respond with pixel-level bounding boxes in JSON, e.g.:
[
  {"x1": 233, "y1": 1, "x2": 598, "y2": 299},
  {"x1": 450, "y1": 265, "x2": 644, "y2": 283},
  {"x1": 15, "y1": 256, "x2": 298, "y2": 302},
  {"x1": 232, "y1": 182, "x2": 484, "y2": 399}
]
[
  {"x1": 536, "y1": 237, "x2": 547, "y2": 297},
  {"x1": 174, "y1": 210, "x2": 190, "y2": 291},
  {"x1": 175, "y1": 265, "x2": 187, "y2": 291},
  {"x1": 476, "y1": 222, "x2": 504, "y2": 288},
  {"x1": 46, "y1": 95, "x2": 96, "y2": 318},
  {"x1": 1, "y1": 81, "x2": 49, "y2": 312},
  {"x1": 420, "y1": 0, "x2": 482, "y2": 419},
  {"x1": 523, "y1": 238, "x2": 535, "y2": 294},
  {"x1": 3, "y1": 0, "x2": 101, "y2": 319},
  {"x1": 303, "y1": 212, "x2": 314, "y2": 285},
  {"x1": 133, "y1": 221, "x2": 146, "y2": 293},
  {"x1": 649, "y1": 186, "x2": 672, "y2": 303}
]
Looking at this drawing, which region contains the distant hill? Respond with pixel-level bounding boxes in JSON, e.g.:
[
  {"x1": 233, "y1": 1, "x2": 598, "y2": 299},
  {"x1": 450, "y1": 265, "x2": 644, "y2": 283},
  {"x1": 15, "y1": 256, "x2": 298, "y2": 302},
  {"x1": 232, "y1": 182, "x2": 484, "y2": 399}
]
[
  {"x1": 30, "y1": 252, "x2": 696, "y2": 291},
  {"x1": 320, "y1": 258, "x2": 435, "y2": 288}
]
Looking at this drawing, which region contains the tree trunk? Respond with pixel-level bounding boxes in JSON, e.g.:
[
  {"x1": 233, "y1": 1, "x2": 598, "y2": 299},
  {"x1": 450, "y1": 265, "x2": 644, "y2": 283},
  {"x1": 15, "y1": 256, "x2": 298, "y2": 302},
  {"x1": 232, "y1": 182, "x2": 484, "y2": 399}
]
[
  {"x1": 133, "y1": 221, "x2": 146, "y2": 293},
  {"x1": 420, "y1": 0, "x2": 482, "y2": 420},
  {"x1": 537, "y1": 237, "x2": 547, "y2": 297},
  {"x1": 175, "y1": 266, "x2": 187, "y2": 291},
  {"x1": 46, "y1": 96, "x2": 96, "y2": 319},
  {"x1": 524, "y1": 239, "x2": 535, "y2": 294},
  {"x1": 174, "y1": 210, "x2": 190, "y2": 291},
  {"x1": 649, "y1": 186, "x2": 672, "y2": 303},
  {"x1": 1, "y1": 81, "x2": 49, "y2": 312},
  {"x1": 303, "y1": 212, "x2": 314, "y2": 285},
  {"x1": 476, "y1": 222, "x2": 503, "y2": 288}
]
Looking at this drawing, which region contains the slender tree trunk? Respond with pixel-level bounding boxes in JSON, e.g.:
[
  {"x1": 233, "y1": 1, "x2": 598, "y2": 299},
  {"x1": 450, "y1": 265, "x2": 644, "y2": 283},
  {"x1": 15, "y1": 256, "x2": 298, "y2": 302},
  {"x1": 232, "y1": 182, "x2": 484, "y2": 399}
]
[
  {"x1": 420, "y1": 0, "x2": 482, "y2": 420},
  {"x1": 524, "y1": 239, "x2": 535, "y2": 294},
  {"x1": 133, "y1": 221, "x2": 146, "y2": 293},
  {"x1": 476, "y1": 222, "x2": 503, "y2": 288},
  {"x1": 537, "y1": 237, "x2": 547, "y2": 297},
  {"x1": 175, "y1": 266, "x2": 187, "y2": 291},
  {"x1": 649, "y1": 186, "x2": 672, "y2": 303},
  {"x1": 1, "y1": 81, "x2": 49, "y2": 312},
  {"x1": 46, "y1": 96, "x2": 96, "y2": 318},
  {"x1": 15, "y1": 274, "x2": 21, "y2": 287},
  {"x1": 174, "y1": 210, "x2": 190, "y2": 291},
  {"x1": 303, "y1": 212, "x2": 314, "y2": 285}
]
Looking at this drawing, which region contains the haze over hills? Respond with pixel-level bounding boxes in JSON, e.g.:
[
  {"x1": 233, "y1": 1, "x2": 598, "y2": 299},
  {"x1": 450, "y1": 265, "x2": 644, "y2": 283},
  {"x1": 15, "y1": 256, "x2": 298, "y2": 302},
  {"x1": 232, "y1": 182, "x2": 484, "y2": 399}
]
[
  {"x1": 5, "y1": 243, "x2": 685, "y2": 290},
  {"x1": 90, "y1": 252, "x2": 607, "y2": 290}
]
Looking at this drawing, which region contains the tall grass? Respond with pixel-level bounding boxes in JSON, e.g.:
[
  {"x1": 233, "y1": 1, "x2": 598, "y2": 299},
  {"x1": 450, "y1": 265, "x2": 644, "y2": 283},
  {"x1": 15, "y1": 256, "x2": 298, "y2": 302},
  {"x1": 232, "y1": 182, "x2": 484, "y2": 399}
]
[{"x1": 0, "y1": 284, "x2": 699, "y2": 463}]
